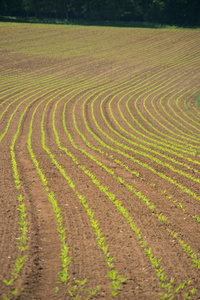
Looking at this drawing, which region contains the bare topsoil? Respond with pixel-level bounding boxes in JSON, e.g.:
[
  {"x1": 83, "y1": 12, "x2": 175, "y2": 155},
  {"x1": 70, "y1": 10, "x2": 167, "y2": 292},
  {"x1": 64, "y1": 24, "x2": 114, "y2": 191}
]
[{"x1": 0, "y1": 22, "x2": 200, "y2": 299}]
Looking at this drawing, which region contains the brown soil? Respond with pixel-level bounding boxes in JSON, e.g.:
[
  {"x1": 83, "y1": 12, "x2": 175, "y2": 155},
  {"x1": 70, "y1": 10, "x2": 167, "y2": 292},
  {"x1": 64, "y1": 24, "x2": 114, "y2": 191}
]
[{"x1": 0, "y1": 23, "x2": 200, "y2": 300}]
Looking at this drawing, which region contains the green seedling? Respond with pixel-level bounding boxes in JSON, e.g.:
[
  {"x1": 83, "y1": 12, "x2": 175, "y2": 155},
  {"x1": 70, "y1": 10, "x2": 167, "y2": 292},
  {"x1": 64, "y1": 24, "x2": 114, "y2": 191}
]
[
  {"x1": 150, "y1": 183, "x2": 156, "y2": 188},
  {"x1": 177, "y1": 203, "x2": 185, "y2": 212},
  {"x1": 153, "y1": 212, "x2": 168, "y2": 223},
  {"x1": 10, "y1": 288, "x2": 18, "y2": 296},
  {"x1": 167, "y1": 229, "x2": 200, "y2": 269},
  {"x1": 193, "y1": 215, "x2": 200, "y2": 223},
  {"x1": 86, "y1": 285, "x2": 100, "y2": 296}
]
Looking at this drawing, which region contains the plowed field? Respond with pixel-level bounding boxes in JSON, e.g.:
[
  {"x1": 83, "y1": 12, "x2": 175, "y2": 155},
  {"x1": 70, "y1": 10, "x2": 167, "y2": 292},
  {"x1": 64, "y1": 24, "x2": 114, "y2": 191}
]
[{"x1": 0, "y1": 22, "x2": 200, "y2": 299}]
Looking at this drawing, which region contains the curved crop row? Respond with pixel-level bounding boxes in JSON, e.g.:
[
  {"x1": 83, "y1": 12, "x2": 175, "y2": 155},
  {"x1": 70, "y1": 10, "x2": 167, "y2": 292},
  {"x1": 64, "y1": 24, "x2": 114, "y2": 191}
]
[{"x1": 1, "y1": 23, "x2": 200, "y2": 299}]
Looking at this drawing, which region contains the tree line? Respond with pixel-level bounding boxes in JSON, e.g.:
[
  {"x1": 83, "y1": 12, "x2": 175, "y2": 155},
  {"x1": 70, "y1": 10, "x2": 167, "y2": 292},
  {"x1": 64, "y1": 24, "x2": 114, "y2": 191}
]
[{"x1": 0, "y1": 0, "x2": 199, "y2": 26}]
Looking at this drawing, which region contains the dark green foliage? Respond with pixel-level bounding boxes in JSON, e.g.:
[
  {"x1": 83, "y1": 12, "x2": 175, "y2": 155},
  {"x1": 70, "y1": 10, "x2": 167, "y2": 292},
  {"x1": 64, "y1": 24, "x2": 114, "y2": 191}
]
[
  {"x1": 0, "y1": 0, "x2": 199, "y2": 26},
  {"x1": 195, "y1": 92, "x2": 200, "y2": 109}
]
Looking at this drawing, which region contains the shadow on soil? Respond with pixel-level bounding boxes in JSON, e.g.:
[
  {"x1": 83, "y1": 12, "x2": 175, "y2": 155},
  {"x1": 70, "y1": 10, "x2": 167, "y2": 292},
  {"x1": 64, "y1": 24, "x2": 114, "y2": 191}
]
[{"x1": 1, "y1": 15, "x2": 198, "y2": 29}]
